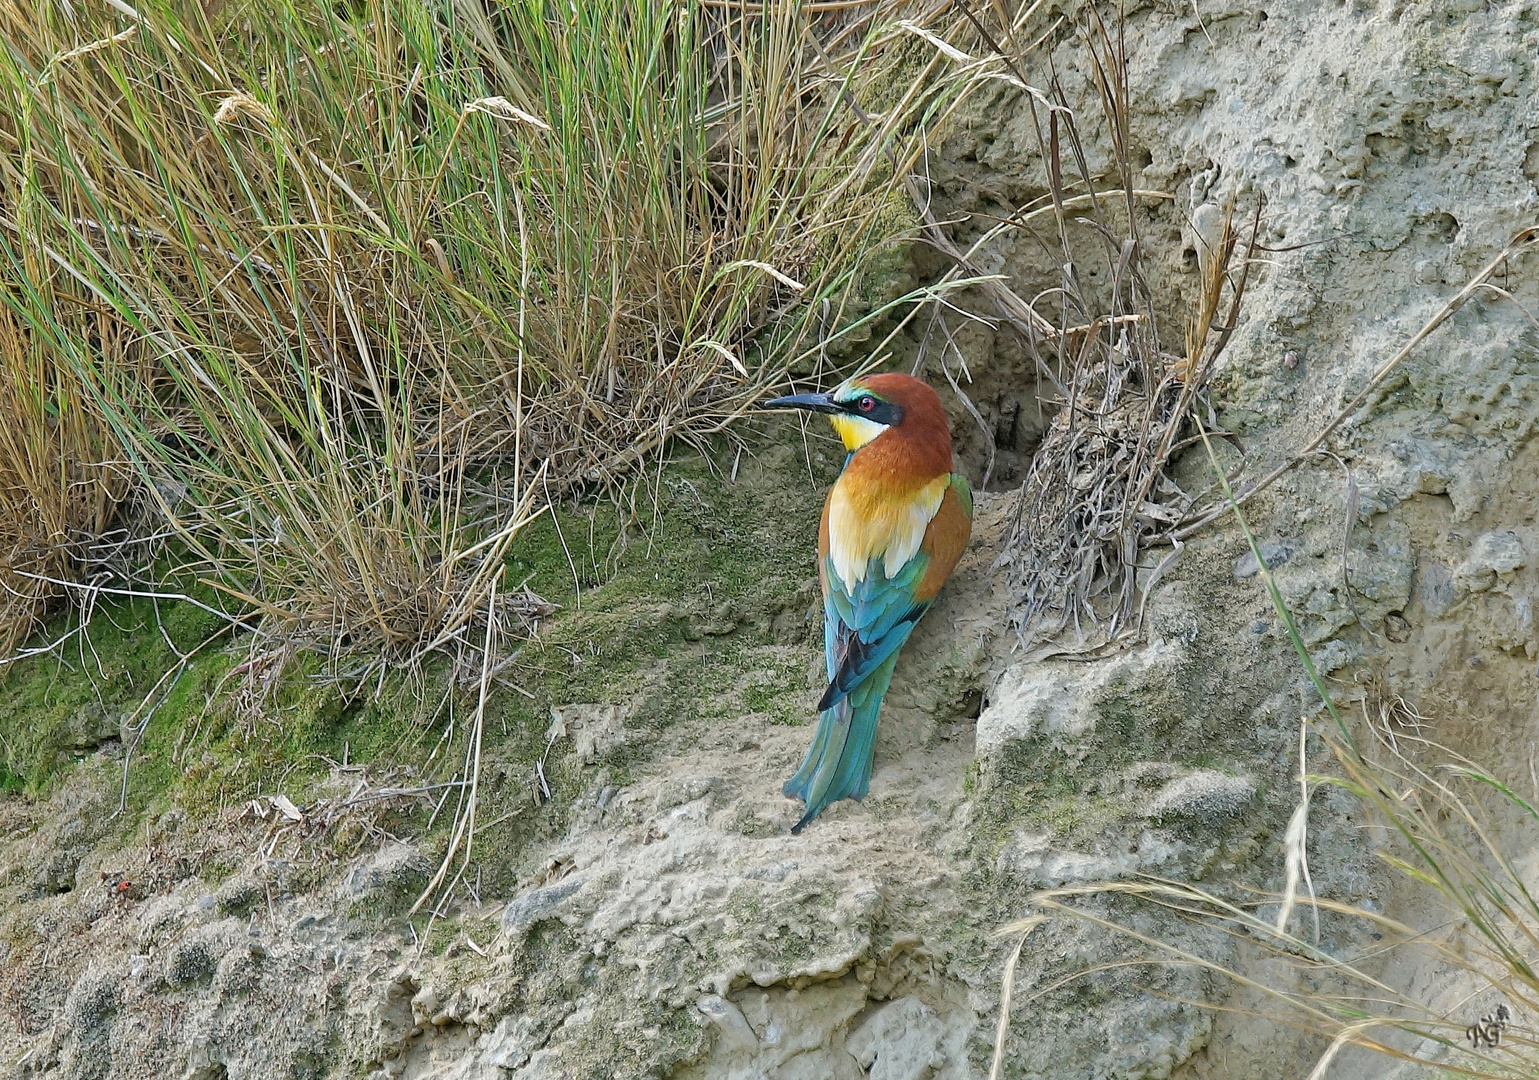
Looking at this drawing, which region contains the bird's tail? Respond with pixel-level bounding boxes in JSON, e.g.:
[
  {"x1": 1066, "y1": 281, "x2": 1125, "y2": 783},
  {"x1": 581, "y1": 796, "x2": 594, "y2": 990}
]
[{"x1": 782, "y1": 652, "x2": 901, "y2": 833}]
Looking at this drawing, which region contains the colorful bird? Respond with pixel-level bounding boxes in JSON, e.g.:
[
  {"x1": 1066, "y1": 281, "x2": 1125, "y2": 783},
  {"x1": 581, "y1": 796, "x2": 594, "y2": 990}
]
[{"x1": 762, "y1": 372, "x2": 972, "y2": 832}]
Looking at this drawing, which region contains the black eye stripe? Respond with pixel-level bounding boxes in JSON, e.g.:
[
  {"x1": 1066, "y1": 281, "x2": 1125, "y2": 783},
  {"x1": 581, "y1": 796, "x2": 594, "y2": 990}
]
[{"x1": 839, "y1": 395, "x2": 903, "y2": 427}]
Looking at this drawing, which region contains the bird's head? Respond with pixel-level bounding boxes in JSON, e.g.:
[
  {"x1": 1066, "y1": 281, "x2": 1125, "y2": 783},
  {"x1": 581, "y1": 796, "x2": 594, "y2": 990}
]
[{"x1": 761, "y1": 372, "x2": 948, "y2": 453}]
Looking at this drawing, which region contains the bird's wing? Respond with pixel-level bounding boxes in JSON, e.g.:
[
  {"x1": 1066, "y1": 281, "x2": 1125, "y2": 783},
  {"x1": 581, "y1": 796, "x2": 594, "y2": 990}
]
[
  {"x1": 913, "y1": 473, "x2": 973, "y2": 604},
  {"x1": 815, "y1": 472, "x2": 972, "y2": 712},
  {"x1": 818, "y1": 552, "x2": 928, "y2": 712}
]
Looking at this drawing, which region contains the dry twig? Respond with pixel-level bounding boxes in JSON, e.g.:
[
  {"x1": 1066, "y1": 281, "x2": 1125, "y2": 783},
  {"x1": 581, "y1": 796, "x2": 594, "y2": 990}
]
[{"x1": 975, "y1": 8, "x2": 1254, "y2": 650}]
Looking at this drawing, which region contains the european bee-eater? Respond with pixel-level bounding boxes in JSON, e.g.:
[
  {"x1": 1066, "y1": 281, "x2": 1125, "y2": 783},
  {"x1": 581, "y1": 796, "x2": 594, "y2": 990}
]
[{"x1": 763, "y1": 372, "x2": 972, "y2": 833}]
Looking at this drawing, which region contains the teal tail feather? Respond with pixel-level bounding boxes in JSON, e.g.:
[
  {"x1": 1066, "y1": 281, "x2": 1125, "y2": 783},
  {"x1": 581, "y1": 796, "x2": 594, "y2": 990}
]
[{"x1": 783, "y1": 652, "x2": 901, "y2": 833}]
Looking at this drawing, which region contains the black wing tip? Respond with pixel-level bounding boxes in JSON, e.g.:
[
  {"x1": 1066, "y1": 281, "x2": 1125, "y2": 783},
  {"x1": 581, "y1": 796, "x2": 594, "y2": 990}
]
[
  {"x1": 790, "y1": 808, "x2": 816, "y2": 835},
  {"x1": 816, "y1": 682, "x2": 839, "y2": 712}
]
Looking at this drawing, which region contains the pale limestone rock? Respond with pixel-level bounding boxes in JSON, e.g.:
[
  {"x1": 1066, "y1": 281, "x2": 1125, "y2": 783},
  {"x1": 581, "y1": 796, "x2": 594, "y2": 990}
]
[{"x1": 847, "y1": 997, "x2": 949, "y2": 1080}]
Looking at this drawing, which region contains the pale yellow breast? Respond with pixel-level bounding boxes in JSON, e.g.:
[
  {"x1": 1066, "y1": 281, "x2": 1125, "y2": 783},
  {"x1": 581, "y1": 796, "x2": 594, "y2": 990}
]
[{"x1": 827, "y1": 474, "x2": 950, "y2": 591}]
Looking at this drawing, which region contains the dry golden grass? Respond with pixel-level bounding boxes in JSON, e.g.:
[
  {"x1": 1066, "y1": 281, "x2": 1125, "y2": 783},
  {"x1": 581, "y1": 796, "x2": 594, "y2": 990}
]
[
  {"x1": 0, "y1": 0, "x2": 978, "y2": 663},
  {"x1": 993, "y1": 720, "x2": 1539, "y2": 1079},
  {"x1": 923, "y1": 5, "x2": 1259, "y2": 652},
  {"x1": 0, "y1": 308, "x2": 132, "y2": 657}
]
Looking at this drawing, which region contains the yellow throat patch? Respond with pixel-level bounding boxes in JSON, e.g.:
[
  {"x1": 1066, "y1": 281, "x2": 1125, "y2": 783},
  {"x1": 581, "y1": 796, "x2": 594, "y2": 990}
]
[{"x1": 829, "y1": 412, "x2": 886, "y2": 451}]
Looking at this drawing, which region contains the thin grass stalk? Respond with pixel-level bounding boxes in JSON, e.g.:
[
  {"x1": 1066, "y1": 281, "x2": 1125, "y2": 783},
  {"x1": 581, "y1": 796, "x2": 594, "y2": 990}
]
[
  {"x1": 990, "y1": 355, "x2": 1539, "y2": 1075},
  {"x1": 0, "y1": 0, "x2": 981, "y2": 659},
  {"x1": 941, "y1": 2, "x2": 1238, "y2": 650}
]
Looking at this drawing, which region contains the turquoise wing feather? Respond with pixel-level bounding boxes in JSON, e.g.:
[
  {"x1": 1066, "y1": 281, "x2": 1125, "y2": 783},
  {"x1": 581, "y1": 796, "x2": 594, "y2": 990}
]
[
  {"x1": 783, "y1": 549, "x2": 930, "y2": 833},
  {"x1": 819, "y1": 555, "x2": 929, "y2": 710}
]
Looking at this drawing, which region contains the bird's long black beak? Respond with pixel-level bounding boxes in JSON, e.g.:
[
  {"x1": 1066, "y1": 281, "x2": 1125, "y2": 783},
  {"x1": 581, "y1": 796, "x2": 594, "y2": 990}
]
[{"x1": 760, "y1": 391, "x2": 842, "y2": 415}]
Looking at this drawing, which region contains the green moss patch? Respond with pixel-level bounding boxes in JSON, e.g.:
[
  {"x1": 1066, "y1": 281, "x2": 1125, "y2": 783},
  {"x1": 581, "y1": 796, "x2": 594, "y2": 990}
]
[{"x1": 0, "y1": 430, "x2": 839, "y2": 884}]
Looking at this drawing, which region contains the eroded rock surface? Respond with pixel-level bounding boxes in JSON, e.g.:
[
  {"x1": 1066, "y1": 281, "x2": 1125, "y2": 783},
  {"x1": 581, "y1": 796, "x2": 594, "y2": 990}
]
[{"x1": 4, "y1": 1, "x2": 1539, "y2": 1078}]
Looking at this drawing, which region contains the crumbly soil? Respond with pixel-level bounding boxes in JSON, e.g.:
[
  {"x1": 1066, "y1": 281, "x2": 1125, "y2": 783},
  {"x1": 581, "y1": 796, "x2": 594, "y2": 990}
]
[{"x1": 7, "y1": 1, "x2": 1539, "y2": 1078}]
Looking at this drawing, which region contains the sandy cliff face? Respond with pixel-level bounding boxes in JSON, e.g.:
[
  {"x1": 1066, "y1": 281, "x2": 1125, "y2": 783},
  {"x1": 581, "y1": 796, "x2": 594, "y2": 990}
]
[{"x1": 4, "y1": 2, "x2": 1539, "y2": 1078}]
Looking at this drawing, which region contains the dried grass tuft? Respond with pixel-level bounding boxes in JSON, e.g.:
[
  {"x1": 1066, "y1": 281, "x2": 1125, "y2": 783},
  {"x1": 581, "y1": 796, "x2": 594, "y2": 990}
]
[
  {"x1": 941, "y1": 6, "x2": 1259, "y2": 651},
  {"x1": 0, "y1": 0, "x2": 976, "y2": 663},
  {"x1": 0, "y1": 309, "x2": 133, "y2": 657},
  {"x1": 986, "y1": 215, "x2": 1539, "y2": 1075},
  {"x1": 996, "y1": 718, "x2": 1539, "y2": 1079}
]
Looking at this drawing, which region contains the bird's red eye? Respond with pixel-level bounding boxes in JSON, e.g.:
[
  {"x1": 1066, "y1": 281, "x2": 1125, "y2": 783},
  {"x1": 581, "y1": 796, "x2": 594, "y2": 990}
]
[{"x1": 858, "y1": 396, "x2": 875, "y2": 412}]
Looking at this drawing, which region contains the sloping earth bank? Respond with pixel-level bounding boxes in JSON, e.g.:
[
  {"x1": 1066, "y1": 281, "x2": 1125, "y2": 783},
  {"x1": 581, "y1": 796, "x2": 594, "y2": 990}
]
[{"x1": 4, "y1": 0, "x2": 1539, "y2": 1077}]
